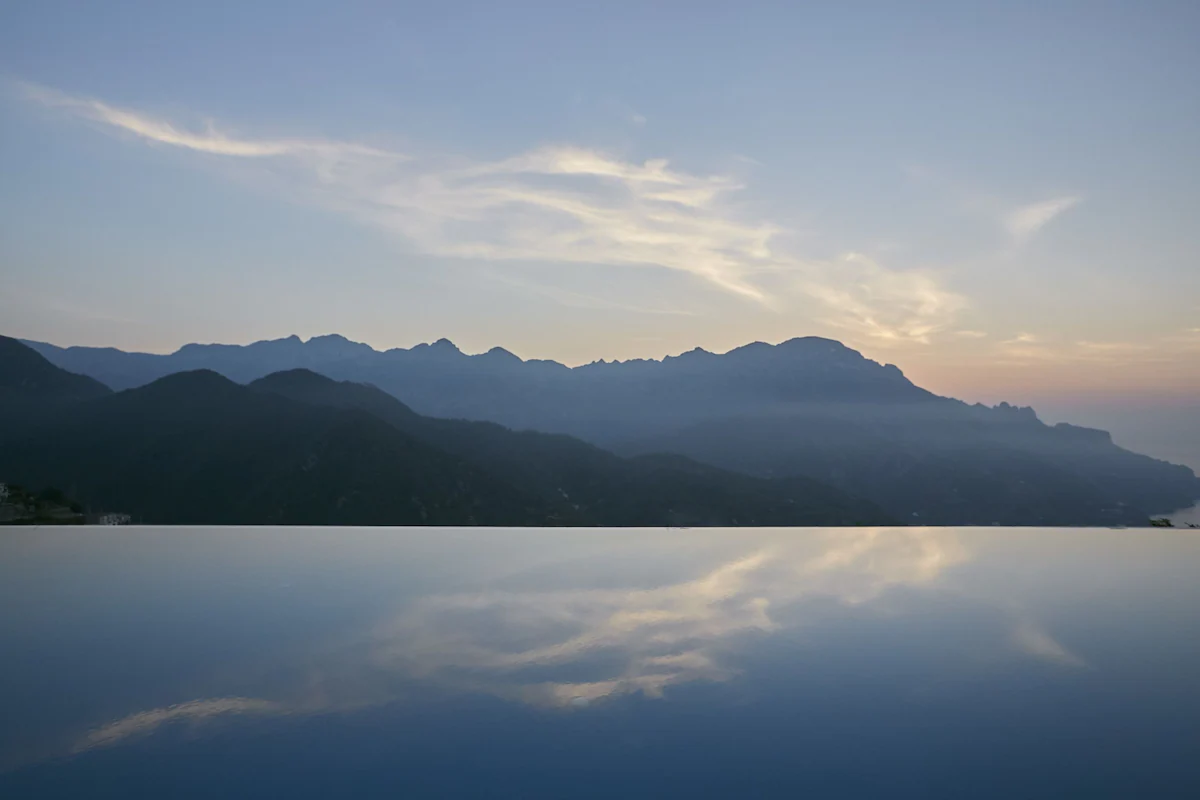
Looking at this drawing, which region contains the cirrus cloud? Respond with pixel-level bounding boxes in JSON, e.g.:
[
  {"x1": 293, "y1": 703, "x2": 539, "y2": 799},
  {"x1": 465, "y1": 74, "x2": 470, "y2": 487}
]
[
  {"x1": 1004, "y1": 196, "x2": 1081, "y2": 242},
  {"x1": 19, "y1": 82, "x2": 967, "y2": 343},
  {"x1": 19, "y1": 82, "x2": 400, "y2": 162}
]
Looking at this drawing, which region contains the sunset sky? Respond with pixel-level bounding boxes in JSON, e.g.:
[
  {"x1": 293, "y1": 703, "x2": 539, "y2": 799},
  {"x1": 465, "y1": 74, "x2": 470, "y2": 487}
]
[{"x1": 2, "y1": 1, "x2": 1198, "y2": 411}]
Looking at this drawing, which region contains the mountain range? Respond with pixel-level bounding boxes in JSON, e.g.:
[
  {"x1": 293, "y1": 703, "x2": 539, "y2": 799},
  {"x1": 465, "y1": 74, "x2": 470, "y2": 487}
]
[
  {"x1": 0, "y1": 336, "x2": 887, "y2": 526},
  {"x1": 22, "y1": 334, "x2": 933, "y2": 441},
  {"x1": 13, "y1": 333, "x2": 1200, "y2": 525}
]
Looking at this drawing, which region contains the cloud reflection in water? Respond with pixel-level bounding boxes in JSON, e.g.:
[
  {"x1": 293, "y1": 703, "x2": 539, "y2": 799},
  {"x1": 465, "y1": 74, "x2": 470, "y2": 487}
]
[
  {"x1": 367, "y1": 528, "x2": 967, "y2": 706},
  {"x1": 65, "y1": 527, "x2": 983, "y2": 756}
]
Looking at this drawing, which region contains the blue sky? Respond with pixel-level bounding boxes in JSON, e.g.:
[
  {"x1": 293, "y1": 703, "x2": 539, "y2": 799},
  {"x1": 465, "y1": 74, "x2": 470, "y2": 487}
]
[{"x1": 2, "y1": 0, "x2": 1198, "y2": 407}]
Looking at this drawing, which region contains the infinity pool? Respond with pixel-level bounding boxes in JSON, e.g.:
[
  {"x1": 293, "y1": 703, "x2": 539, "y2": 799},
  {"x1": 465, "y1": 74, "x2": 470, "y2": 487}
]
[{"x1": 3, "y1": 526, "x2": 1199, "y2": 798}]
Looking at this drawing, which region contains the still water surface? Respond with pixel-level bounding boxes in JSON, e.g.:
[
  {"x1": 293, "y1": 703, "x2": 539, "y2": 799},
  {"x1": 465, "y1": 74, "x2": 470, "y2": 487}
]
[{"x1": 3, "y1": 526, "x2": 1200, "y2": 798}]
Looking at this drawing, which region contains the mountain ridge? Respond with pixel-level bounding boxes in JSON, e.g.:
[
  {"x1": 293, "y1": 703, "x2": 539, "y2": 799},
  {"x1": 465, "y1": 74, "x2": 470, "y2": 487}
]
[
  {"x1": 20, "y1": 333, "x2": 919, "y2": 383},
  {"x1": 246, "y1": 368, "x2": 887, "y2": 526},
  {"x1": 0, "y1": 341, "x2": 891, "y2": 526},
  {"x1": 19, "y1": 333, "x2": 942, "y2": 438},
  {"x1": 13, "y1": 331, "x2": 1200, "y2": 524},
  {"x1": 0, "y1": 335, "x2": 112, "y2": 438}
]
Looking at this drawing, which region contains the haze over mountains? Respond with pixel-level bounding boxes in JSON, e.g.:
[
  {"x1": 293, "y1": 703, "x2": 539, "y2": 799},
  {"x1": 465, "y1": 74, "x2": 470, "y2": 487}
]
[
  {"x1": 26, "y1": 334, "x2": 934, "y2": 441},
  {"x1": 0, "y1": 336, "x2": 888, "y2": 527},
  {"x1": 13, "y1": 333, "x2": 1200, "y2": 526}
]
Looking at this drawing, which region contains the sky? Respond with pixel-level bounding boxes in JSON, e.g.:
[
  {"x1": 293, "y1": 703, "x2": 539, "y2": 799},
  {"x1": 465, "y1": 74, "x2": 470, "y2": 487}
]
[{"x1": 2, "y1": 1, "x2": 1198, "y2": 418}]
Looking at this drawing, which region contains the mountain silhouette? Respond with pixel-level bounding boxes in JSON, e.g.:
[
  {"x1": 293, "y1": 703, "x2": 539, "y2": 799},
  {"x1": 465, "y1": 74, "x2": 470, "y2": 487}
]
[
  {"x1": 1, "y1": 334, "x2": 110, "y2": 402},
  {"x1": 0, "y1": 367, "x2": 554, "y2": 525},
  {"x1": 249, "y1": 368, "x2": 886, "y2": 526},
  {"x1": 18, "y1": 333, "x2": 1200, "y2": 524},
  {"x1": 0, "y1": 334, "x2": 111, "y2": 438},
  {"x1": 18, "y1": 334, "x2": 940, "y2": 440},
  {"x1": 0, "y1": 341, "x2": 890, "y2": 526}
]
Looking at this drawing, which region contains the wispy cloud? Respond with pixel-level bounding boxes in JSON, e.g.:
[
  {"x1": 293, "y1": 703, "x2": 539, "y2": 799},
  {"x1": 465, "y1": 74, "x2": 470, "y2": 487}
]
[
  {"x1": 74, "y1": 698, "x2": 279, "y2": 752},
  {"x1": 22, "y1": 83, "x2": 966, "y2": 342},
  {"x1": 20, "y1": 82, "x2": 400, "y2": 163},
  {"x1": 370, "y1": 145, "x2": 776, "y2": 301},
  {"x1": 904, "y1": 164, "x2": 1081, "y2": 244},
  {"x1": 1011, "y1": 621, "x2": 1087, "y2": 668},
  {"x1": 995, "y1": 335, "x2": 1180, "y2": 367},
  {"x1": 484, "y1": 269, "x2": 697, "y2": 316},
  {"x1": 1004, "y1": 196, "x2": 1081, "y2": 241},
  {"x1": 954, "y1": 330, "x2": 988, "y2": 338},
  {"x1": 1002, "y1": 333, "x2": 1040, "y2": 345},
  {"x1": 802, "y1": 253, "x2": 966, "y2": 345},
  {"x1": 995, "y1": 333, "x2": 1058, "y2": 364},
  {"x1": 1075, "y1": 340, "x2": 1151, "y2": 354}
]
